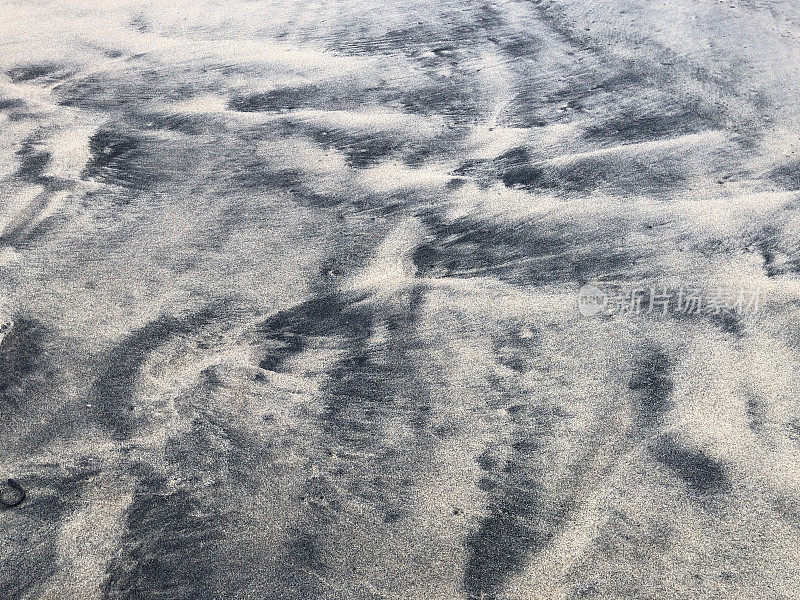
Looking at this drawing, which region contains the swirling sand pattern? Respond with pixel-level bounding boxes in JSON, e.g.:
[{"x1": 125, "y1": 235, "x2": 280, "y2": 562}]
[{"x1": 2, "y1": 1, "x2": 800, "y2": 598}]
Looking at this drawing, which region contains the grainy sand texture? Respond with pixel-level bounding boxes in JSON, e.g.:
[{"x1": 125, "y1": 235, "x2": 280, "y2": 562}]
[{"x1": 2, "y1": 1, "x2": 800, "y2": 598}]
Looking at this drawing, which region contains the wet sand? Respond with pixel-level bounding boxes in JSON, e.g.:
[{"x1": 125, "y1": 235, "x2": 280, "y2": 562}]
[{"x1": 2, "y1": 1, "x2": 800, "y2": 598}]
